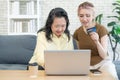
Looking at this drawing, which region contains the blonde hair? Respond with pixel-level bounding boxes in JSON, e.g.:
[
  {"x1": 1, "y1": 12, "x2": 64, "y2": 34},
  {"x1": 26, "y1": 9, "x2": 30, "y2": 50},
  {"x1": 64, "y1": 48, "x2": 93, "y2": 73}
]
[{"x1": 78, "y1": 2, "x2": 95, "y2": 15}]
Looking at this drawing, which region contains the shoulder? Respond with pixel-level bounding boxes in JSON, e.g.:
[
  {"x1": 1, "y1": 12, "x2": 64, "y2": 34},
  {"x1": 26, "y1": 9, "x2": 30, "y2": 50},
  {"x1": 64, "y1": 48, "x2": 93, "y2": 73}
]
[
  {"x1": 96, "y1": 23, "x2": 107, "y2": 30},
  {"x1": 73, "y1": 26, "x2": 82, "y2": 35},
  {"x1": 96, "y1": 23, "x2": 108, "y2": 37},
  {"x1": 37, "y1": 31, "x2": 46, "y2": 40},
  {"x1": 74, "y1": 27, "x2": 82, "y2": 33},
  {"x1": 38, "y1": 31, "x2": 45, "y2": 36}
]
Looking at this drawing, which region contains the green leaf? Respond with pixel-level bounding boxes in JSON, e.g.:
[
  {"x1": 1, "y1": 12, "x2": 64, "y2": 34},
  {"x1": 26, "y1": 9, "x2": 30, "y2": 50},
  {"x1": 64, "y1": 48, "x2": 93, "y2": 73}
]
[
  {"x1": 95, "y1": 14, "x2": 103, "y2": 24},
  {"x1": 113, "y1": 7, "x2": 120, "y2": 12},
  {"x1": 108, "y1": 16, "x2": 119, "y2": 18},
  {"x1": 107, "y1": 16, "x2": 120, "y2": 21},
  {"x1": 114, "y1": 25, "x2": 120, "y2": 34},
  {"x1": 117, "y1": 0, "x2": 120, "y2": 3},
  {"x1": 112, "y1": 3, "x2": 120, "y2": 6},
  {"x1": 107, "y1": 22, "x2": 116, "y2": 27},
  {"x1": 116, "y1": 11, "x2": 120, "y2": 15}
]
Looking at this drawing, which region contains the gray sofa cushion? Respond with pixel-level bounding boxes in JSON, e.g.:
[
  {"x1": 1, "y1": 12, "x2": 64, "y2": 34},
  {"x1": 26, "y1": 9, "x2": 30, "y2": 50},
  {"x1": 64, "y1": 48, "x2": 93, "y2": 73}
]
[
  {"x1": 0, "y1": 35, "x2": 36, "y2": 64},
  {"x1": 114, "y1": 61, "x2": 120, "y2": 80},
  {"x1": 73, "y1": 39, "x2": 78, "y2": 49},
  {"x1": 0, "y1": 64, "x2": 28, "y2": 70}
]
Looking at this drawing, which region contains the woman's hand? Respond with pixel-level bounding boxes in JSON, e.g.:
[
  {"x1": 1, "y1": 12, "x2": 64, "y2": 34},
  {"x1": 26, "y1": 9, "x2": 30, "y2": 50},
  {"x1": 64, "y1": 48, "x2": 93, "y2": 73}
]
[{"x1": 89, "y1": 32, "x2": 99, "y2": 43}]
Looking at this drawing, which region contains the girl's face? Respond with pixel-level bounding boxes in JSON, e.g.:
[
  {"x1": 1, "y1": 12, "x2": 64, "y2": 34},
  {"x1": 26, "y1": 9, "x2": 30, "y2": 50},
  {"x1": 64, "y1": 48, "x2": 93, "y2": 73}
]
[
  {"x1": 78, "y1": 8, "x2": 95, "y2": 27},
  {"x1": 51, "y1": 17, "x2": 66, "y2": 37}
]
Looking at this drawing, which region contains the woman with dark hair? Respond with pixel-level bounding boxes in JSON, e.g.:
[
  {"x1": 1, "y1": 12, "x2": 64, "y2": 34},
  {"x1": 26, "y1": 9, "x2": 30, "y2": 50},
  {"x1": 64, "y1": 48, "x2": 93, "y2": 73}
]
[
  {"x1": 29, "y1": 7, "x2": 76, "y2": 68},
  {"x1": 37, "y1": 7, "x2": 70, "y2": 41}
]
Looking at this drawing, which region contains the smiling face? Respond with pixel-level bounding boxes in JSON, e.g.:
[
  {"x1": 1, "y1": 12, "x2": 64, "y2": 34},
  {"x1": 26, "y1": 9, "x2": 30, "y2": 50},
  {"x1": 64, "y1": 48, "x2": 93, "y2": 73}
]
[
  {"x1": 51, "y1": 17, "x2": 66, "y2": 37},
  {"x1": 78, "y1": 8, "x2": 95, "y2": 27}
]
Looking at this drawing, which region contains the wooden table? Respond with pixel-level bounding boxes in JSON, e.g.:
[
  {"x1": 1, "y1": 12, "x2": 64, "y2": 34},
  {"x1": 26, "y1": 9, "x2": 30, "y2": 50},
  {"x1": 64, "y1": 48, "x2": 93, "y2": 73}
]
[{"x1": 0, "y1": 70, "x2": 115, "y2": 80}]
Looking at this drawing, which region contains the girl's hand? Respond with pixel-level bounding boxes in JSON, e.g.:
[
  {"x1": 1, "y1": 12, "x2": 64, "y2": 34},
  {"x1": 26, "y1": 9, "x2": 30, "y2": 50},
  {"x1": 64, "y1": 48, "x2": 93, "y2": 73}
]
[{"x1": 89, "y1": 32, "x2": 99, "y2": 42}]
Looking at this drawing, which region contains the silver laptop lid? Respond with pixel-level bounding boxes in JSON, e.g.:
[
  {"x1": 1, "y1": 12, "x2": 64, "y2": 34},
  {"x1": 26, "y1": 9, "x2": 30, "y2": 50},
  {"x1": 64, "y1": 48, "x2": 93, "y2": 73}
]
[{"x1": 44, "y1": 50, "x2": 91, "y2": 75}]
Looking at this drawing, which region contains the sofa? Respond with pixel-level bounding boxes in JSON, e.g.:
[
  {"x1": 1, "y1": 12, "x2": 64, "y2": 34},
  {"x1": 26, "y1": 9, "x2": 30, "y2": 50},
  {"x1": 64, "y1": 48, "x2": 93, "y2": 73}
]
[
  {"x1": 0, "y1": 35, "x2": 119, "y2": 79},
  {"x1": 0, "y1": 35, "x2": 36, "y2": 70},
  {"x1": 114, "y1": 61, "x2": 120, "y2": 79}
]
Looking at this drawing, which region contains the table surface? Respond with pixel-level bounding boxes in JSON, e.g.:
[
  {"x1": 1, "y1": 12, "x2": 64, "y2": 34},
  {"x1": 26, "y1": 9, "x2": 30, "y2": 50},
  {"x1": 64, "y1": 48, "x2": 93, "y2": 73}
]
[{"x1": 0, "y1": 70, "x2": 115, "y2": 80}]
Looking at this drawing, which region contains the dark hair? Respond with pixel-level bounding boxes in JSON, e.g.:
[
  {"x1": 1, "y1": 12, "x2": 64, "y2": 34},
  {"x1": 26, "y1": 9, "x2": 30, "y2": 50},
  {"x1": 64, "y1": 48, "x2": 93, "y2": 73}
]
[{"x1": 38, "y1": 7, "x2": 70, "y2": 41}]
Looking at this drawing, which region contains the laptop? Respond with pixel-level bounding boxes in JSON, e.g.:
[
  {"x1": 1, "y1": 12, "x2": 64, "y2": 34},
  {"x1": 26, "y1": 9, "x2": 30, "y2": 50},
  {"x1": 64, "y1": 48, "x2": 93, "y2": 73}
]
[{"x1": 44, "y1": 50, "x2": 91, "y2": 76}]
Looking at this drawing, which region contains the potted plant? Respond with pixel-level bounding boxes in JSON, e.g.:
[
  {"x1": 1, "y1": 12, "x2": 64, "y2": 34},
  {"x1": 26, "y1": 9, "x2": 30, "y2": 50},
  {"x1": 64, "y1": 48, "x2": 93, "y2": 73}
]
[{"x1": 107, "y1": 0, "x2": 120, "y2": 61}]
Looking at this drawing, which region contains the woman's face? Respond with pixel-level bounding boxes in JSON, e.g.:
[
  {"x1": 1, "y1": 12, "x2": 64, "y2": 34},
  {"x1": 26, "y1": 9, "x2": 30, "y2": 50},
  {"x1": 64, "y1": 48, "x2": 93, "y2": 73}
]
[
  {"x1": 78, "y1": 8, "x2": 95, "y2": 27},
  {"x1": 51, "y1": 17, "x2": 66, "y2": 37}
]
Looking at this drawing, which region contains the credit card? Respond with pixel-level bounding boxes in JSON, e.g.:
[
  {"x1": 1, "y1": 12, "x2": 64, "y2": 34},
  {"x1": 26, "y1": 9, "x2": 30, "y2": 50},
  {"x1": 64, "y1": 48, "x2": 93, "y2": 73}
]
[{"x1": 87, "y1": 27, "x2": 96, "y2": 34}]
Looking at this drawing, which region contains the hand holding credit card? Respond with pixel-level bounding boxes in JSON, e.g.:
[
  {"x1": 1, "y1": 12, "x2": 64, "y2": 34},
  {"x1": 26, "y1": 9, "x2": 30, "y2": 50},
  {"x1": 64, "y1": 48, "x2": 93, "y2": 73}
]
[{"x1": 87, "y1": 27, "x2": 96, "y2": 34}]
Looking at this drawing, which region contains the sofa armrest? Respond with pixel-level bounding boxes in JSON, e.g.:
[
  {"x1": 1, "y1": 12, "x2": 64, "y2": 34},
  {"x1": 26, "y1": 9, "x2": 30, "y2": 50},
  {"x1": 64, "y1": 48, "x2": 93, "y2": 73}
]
[{"x1": 113, "y1": 61, "x2": 120, "y2": 80}]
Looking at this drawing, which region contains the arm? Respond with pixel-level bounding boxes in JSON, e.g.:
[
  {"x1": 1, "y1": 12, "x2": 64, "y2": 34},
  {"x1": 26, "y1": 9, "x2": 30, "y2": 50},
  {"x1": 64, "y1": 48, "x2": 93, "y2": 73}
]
[
  {"x1": 89, "y1": 32, "x2": 108, "y2": 59},
  {"x1": 29, "y1": 32, "x2": 46, "y2": 67}
]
